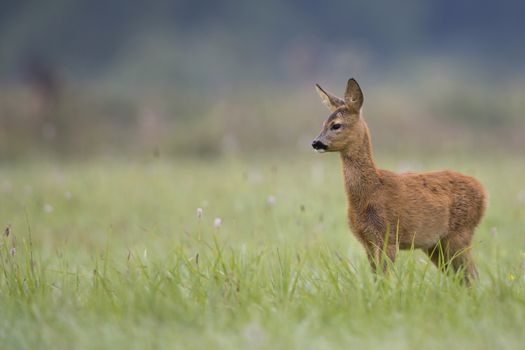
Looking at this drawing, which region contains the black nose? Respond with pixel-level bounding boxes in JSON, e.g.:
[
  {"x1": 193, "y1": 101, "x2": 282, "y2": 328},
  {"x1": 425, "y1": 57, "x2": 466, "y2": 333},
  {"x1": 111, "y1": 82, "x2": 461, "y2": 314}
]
[{"x1": 311, "y1": 140, "x2": 327, "y2": 150}]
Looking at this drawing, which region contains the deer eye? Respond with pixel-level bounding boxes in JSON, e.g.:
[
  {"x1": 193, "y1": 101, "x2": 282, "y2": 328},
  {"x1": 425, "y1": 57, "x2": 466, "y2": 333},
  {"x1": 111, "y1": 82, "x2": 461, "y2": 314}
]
[{"x1": 331, "y1": 123, "x2": 342, "y2": 130}]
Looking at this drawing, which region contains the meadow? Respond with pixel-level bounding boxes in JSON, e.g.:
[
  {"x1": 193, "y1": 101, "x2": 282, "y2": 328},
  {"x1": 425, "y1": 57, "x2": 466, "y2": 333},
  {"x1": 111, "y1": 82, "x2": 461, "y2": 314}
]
[{"x1": 0, "y1": 152, "x2": 524, "y2": 349}]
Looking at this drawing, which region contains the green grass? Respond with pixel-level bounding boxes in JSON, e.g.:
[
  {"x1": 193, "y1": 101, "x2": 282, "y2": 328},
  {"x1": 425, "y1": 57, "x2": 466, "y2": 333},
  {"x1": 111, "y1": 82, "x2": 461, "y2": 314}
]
[{"x1": 0, "y1": 153, "x2": 524, "y2": 349}]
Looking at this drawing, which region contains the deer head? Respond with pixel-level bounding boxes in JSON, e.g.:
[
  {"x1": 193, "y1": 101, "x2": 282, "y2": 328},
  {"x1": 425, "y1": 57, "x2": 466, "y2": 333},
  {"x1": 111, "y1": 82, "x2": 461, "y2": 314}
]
[{"x1": 312, "y1": 78, "x2": 367, "y2": 154}]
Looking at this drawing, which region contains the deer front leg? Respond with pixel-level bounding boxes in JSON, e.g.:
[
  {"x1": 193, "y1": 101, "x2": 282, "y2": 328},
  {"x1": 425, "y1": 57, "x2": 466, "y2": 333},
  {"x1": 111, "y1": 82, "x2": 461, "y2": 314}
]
[{"x1": 364, "y1": 238, "x2": 397, "y2": 273}]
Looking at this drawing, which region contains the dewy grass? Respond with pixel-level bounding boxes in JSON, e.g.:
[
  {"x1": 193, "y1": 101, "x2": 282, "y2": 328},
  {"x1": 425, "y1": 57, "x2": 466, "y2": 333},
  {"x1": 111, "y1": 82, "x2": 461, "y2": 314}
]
[{"x1": 0, "y1": 155, "x2": 524, "y2": 349}]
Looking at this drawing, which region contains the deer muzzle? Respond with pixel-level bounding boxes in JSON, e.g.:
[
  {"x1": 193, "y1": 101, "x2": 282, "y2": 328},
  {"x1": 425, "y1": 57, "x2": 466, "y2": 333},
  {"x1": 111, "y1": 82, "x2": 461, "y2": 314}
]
[{"x1": 311, "y1": 139, "x2": 328, "y2": 152}]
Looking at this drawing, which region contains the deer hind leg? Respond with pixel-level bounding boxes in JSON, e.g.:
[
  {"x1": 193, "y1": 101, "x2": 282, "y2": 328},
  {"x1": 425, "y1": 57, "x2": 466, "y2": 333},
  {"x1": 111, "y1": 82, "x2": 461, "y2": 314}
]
[
  {"x1": 426, "y1": 244, "x2": 446, "y2": 272},
  {"x1": 447, "y1": 232, "x2": 478, "y2": 284},
  {"x1": 426, "y1": 230, "x2": 477, "y2": 284},
  {"x1": 454, "y1": 250, "x2": 478, "y2": 285}
]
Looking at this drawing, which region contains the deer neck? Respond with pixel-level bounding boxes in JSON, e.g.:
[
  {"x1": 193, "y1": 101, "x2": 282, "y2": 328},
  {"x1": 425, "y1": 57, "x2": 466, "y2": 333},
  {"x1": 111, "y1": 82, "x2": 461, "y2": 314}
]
[{"x1": 340, "y1": 126, "x2": 380, "y2": 210}]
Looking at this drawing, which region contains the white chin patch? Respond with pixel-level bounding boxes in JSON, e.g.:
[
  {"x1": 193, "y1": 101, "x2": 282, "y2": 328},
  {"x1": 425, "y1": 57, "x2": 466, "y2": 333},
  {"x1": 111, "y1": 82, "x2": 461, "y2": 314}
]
[{"x1": 316, "y1": 149, "x2": 326, "y2": 153}]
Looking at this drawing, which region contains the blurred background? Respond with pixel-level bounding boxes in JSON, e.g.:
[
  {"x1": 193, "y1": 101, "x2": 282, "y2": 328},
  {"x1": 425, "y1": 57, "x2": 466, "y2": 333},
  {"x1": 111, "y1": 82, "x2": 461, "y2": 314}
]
[{"x1": 1, "y1": 0, "x2": 524, "y2": 160}]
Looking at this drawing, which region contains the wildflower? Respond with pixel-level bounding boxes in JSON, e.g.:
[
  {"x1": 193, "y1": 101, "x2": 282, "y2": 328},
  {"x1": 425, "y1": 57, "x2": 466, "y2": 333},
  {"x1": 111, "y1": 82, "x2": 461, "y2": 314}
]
[
  {"x1": 43, "y1": 204, "x2": 54, "y2": 213},
  {"x1": 9, "y1": 247, "x2": 16, "y2": 256},
  {"x1": 508, "y1": 273, "x2": 515, "y2": 281},
  {"x1": 522, "y1": 251, "x2": 525, "y2": 258},
  {"x1": 196, "y1": 208, "x2": 203, "y2": 219},
  {"x1": 4, "y1": 225, "x2": 10, "y2": 237},
  {"x1": 214, "y1": 217, "x2": 222, "y2": 228},
  {"x1": 267, "y1": 195, "x2": 276, "y2": 206},
  {"x1": 243, "y1": 322, "x2": 266, "y2": 346}
]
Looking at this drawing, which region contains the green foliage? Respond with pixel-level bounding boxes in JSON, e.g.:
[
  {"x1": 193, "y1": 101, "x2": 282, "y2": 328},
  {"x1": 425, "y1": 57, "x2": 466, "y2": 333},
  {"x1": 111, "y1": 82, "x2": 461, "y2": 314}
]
[{"x1": 0, "y1": 153, "x2": 524, "y2": 349}]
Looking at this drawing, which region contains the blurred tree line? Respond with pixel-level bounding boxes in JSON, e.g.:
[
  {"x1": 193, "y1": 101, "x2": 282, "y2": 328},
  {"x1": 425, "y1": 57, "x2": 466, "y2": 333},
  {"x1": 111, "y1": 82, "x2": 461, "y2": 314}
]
[
  {"x1": 2, "y1": 0, "x2": 525, "y2": 83},
  {"x1": 0, "y1": 0, "x2": 524, "y2": 159}
]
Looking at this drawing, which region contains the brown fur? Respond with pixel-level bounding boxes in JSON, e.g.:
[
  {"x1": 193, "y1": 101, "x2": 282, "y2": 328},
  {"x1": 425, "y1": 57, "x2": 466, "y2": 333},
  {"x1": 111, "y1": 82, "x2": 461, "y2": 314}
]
[{"x1": 312, "y1": 79, "x2": 487, "y2": 283}]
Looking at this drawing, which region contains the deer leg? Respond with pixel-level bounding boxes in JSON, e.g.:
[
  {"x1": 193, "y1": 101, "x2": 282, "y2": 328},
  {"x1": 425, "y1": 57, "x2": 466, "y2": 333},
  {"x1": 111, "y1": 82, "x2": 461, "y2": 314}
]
[
  {"x1": 454, "y1": 250, "x2": 478, "y2": 285},
  {"x1": 364, "y1": 240, "x2": 380, "y2": 273},
  {"x1": 426, "y1": 243, "x2": 448, "y2": 272},
  {"x1": 446, "y1": 232, "x2": 478, "y2": 284},
  {"x1": 364, "y1": 239, "x2": 396, "y2": 273},
  {"x1": 426, "y1": 232, "x2": 477, "y2": 284},
  {"x1": 381, "y1": 244, "x2": 397, "y2": 272}
]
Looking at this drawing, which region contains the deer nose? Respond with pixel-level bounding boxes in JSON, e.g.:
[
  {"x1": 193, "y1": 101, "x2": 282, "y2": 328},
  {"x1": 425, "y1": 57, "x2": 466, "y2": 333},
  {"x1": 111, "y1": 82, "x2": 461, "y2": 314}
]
[{"x1": 311, "y1": 140, "x2": 327, "y2": 150}]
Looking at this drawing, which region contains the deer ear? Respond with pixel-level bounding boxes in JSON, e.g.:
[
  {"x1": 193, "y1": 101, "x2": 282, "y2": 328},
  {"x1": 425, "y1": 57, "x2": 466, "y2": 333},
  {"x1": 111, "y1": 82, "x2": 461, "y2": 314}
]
[
  {"x1": 344, "y1": 78, "x2": 364, "y2": 112},
  {"x1": 315, "y1": 84, "x2": 344, "y2": 112}
]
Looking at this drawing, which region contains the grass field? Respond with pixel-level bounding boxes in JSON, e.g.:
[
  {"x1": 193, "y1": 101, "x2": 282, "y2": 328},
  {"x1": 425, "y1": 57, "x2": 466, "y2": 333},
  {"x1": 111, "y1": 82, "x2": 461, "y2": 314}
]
[{"x1": 0, "y1": 153, "x2": 524, "y2": 349}]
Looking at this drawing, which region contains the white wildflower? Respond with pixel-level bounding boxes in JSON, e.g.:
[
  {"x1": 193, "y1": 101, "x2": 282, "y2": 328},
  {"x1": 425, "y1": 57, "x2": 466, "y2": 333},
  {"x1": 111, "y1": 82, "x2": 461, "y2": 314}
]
[
  {"x1": 243, "y1": 322, "x2": 266, "y2": 346},
  {"x1": 43, "y1": 204, "x2": 54, "y2": 213}
]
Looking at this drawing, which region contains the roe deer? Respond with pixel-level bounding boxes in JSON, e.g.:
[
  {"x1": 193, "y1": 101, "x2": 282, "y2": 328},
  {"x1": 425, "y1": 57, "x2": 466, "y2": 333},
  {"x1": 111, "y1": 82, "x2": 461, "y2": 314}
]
[{"x1": 311, "y1": 78, "x2": 487, "y2": 283}]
